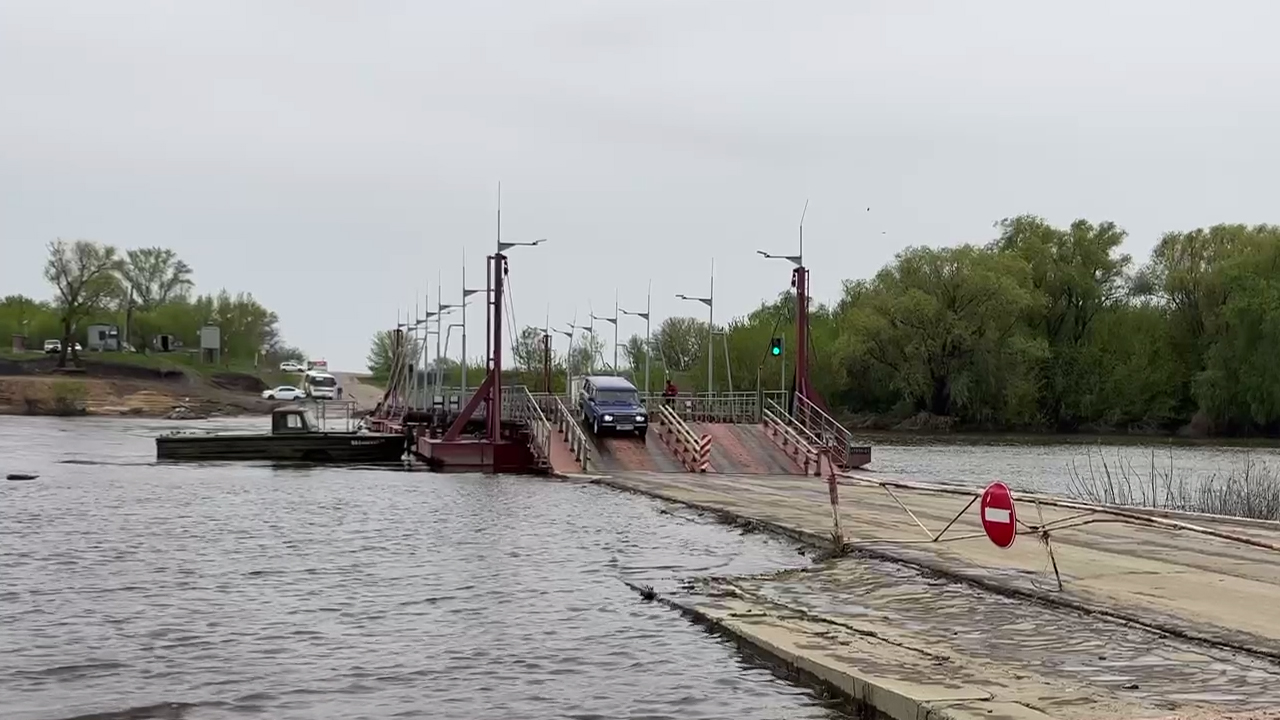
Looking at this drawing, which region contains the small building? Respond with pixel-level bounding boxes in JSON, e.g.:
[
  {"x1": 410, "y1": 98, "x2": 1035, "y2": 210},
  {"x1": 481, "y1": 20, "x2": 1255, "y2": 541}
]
[{"x1": 85, "y1": 324, "x2": 120, "y2": 351}]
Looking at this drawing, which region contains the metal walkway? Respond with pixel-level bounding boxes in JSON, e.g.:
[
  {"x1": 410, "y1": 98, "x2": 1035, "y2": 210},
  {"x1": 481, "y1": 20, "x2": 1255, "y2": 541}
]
[{"x1": 530, "y1": 390, "x2": 871, "y2": 477}]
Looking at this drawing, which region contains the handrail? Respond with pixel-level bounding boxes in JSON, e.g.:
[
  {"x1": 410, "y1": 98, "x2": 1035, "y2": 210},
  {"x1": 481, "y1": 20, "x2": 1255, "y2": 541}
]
[
  {"x1": 525, "y1": 391, "x2": 593, "y2": 472},
  {"x1": 550, "y1": 395, "x2": 593, "y2": 472},
  {"x1": 652, "y1": 394, "x2": 759, "y2": 424},
  {"x1": 764, "y1": 397, "x2": 823, "y2": 446},
  {"x1": 640, "y1": 390, "x2": 786, "y2": 403},
  {"x1": 505, "y1": 386, "x2": 553, "y2": 468},
  {"x1": 792, "y1": 392, "x2": 865, "y2": 469},
  {"x1": 761, "y1": 404, "x2": 820, "y2": 476},
  {"x1": 655, "y1": 403, "x2": 710, "y2": 472}
]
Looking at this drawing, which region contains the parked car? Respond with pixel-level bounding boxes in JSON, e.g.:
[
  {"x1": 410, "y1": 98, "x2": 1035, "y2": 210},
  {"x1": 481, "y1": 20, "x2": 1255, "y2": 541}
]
[
  {"x1": 279, "y1": 361, "x2": 305, "y2": 373},
  {"x1": 42, "y1": 340, "x2": 81, "y2": 354},
  {"x1": 262, "y1": 386, "x2": 306, "y2": 401},
  {"x1": 577, "y1": 375, "x2": 648, "y2": 439}
]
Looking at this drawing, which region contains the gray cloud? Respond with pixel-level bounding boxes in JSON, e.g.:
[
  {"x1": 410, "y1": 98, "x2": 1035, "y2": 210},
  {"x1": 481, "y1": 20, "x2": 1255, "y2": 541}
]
[{"x1": 4, "y1": 0, "x2": 1279, "y2": 369}]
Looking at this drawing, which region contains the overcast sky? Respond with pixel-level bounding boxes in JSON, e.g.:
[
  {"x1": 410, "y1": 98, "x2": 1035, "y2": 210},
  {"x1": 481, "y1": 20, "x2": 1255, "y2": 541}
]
[{"x1": 4, "y1": 1, "x2": 1279, "y2": 371}]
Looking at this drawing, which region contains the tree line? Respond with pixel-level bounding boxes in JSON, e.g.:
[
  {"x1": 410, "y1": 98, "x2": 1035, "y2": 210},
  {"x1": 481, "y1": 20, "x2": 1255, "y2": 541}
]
[
  {"x1": 477, "y1": 216, "x2": 1276, "y2": 437},
  {"x1": 1, "y1": 239, "x2": 302, "y2": 368}
]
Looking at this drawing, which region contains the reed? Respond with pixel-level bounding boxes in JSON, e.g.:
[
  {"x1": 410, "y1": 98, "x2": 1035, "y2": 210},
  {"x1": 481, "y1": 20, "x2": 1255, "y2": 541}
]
[{"x1": 1066, "y1": 446, "x2": 1280, "y2": 521}]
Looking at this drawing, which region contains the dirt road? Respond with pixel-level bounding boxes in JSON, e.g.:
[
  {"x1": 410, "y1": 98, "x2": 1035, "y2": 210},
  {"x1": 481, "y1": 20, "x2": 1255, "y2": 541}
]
[{"x1": 335, "y1": 373, "x2": 383, "y2": 411}]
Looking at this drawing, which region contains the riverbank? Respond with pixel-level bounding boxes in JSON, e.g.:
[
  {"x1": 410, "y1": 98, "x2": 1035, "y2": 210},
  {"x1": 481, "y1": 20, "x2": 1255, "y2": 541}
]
[
  {"x1": 595, "y1": 470, "x2": 1280, "y2": 719},
  {"x1": 0, "y1": 354, "x2": 281, "y2": 417}
]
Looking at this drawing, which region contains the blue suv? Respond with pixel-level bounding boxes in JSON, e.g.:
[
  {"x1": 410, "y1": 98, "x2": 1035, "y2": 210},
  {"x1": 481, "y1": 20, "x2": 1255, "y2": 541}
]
[{"x1": 578, "y1": 375, "x2": 648, "y2": 439}]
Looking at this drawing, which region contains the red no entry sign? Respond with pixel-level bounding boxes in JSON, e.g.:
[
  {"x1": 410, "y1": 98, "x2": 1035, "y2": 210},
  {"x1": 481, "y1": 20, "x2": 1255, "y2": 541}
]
[{"x1": 980, "y1": 481, "x2": 1017, "y2": 549}]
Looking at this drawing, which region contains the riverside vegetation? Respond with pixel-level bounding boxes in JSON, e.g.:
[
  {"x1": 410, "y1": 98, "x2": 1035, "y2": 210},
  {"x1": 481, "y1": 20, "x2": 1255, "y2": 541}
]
[
  {"x1": 1, "y1": 240, "x2": 303, "y2": 416},
  {"x1": 1, "y1": 240, "x2": 302, "y2": 371},
  {"x1": 361, "y1": 216, "x2": 1280, "y2": 520},
  {"x1": 454, "y1": 216, "x2": 1280, "y2": 440}
]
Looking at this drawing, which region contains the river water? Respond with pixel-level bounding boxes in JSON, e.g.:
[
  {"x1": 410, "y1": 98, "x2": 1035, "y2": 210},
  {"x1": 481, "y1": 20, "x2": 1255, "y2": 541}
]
[
  {"x1": 5, "y1": 417, "x2": 1275, "y2": 720},
  {"x1": 0, "y1": 416, "x2": 840, "y2": 720},
  {"x1": 862, "y1": 431, "x2": 1280, "y2": 495}
]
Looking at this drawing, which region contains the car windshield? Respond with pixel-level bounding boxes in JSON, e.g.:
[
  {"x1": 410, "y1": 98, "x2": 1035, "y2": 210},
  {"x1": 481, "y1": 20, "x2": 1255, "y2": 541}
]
[{"x1": 595, "y1": 389, "x2": 639, "y2": 404}]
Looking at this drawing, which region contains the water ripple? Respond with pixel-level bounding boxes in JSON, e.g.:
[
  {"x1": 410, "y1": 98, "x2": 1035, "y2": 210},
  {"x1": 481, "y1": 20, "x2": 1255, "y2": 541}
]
[{"x1": 0, "y1": 416, "x2": 840, "y2": 720}]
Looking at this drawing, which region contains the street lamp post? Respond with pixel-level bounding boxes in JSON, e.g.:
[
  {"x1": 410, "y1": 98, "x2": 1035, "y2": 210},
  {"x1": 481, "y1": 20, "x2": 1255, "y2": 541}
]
[
  {"x1": 489, "y1": 235, "x2": 545, "y2": 440},
  {"x1": 676, "y1": 260, "x2": 715, "y2": 394},
  {"x1": 416, "y1": 308, "x2": 439, "y2": 409},
  {"x1": 758, "y1": 200, "x2": 811, "y2": 405},
  {"x1": 552, "y1": 325, "x2": 575, "y2": 380},
  {"x1": 459, "y1": 258, "x2": 484, "y2": 395},
  {"x1": 591, "y1": 291, "x2": 619, "y2": 374},
  {"x1": 619, "y1": 280, "x2": 652, "y2": 395}
]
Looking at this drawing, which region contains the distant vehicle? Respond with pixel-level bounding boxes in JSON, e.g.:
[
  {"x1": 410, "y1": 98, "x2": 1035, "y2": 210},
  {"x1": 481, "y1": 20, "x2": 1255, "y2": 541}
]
[
  {"x1": 43, "y1": 340, "x2": 81, "y2": 354},
  {"x1": 262, "y1": 386, "x2": 306, "y2": 401},
  {"x1": 302, "y1": 370, "x2": 339, "y2": 400},
  {"x1": 279, "y1": 361, "x2": 305, "y2": 373},
  {"x1": 577, "y1": 375, "x2": 648, "y2": 439},
  {"x1": 306, "y1": 359, "x2": 329, "y2": 371}
]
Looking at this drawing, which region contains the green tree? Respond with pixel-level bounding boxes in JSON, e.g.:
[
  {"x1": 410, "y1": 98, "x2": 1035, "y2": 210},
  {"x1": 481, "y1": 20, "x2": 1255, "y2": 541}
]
[
  {"x1": 994, "y1": 215, "x2": 1132, "y2": 428},
  {"x1": 837, "y1": 244, "x2": 1042, "y2": 423},
  {"x1": 44, "y1": 239, "x2": 121, "y2": 367},
  {"x1": 119, "y1": 247, "x2": 194, "y2": 350},
  {"x1": 511, "y1": 326, "x2": 548, "y2": 371},
  {"x1": 654, "y1": 316, "x2": 707, "y2": 373},
  {"x1": 568, "y1": 330, "x2": 604, "y2": 376},
  {"x1": 367, "y1": 329, "x2": 423, "y2": 383}
]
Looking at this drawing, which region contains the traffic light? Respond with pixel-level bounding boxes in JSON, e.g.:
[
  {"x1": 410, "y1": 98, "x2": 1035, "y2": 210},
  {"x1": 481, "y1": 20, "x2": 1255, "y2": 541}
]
[{"x1": 769, "y1": 337, "x2": 783, "y2": 356}]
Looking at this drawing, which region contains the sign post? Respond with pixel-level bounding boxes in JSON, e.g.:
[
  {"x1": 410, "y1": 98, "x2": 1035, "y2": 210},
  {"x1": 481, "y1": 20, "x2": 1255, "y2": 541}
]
[{"x1": 980, "y1": 481, "x2": 1017, "y2": 549}]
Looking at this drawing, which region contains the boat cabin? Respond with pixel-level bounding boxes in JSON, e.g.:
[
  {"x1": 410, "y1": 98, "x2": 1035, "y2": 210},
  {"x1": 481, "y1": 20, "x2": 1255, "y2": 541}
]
[{"x1": 271, "y1": 406, "x2": 320, "y2": 434}]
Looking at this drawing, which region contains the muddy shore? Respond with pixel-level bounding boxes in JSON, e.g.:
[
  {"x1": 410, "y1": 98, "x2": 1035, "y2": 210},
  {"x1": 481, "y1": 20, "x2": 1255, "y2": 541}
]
[{"x1": 0, "y1": 356, "x2": 277, "y2": 418}]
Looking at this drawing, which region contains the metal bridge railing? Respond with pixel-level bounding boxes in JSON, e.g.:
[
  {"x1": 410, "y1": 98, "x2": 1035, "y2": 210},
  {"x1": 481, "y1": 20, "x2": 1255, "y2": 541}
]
[
  {"x1": 503, "y1": 386, "x2": 553, "y2": 468},
  {"x1": 761, "y1": 399, "x2": 821, "y2": 476},
  {"x1": 654, "y1": 404, "x2": 710, "y2": 472},
  {"x1": 527, "y1": 391, "x2": 593, "y2": 472},
  {"x1": 306, "y1": 399, "x2": 361, "y2": 432},
  {"x1": 792, "y1": 392, "x2": 868, "y2": 469},
  {"x1": 639, "y1": 391, "x2": 786, "y2": 421},
  {"x1": 647, "y1": 393, "x2": 760, "y2": 424},
  {"x1": 548, "y1": 394, "x2": 592, "y2": 473}
]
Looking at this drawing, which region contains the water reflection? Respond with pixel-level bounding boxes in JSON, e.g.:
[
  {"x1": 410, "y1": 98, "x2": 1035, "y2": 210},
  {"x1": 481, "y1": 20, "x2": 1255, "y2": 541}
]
[{"x1": 0, "y1": 417, "x2": 843, "y2": 720}]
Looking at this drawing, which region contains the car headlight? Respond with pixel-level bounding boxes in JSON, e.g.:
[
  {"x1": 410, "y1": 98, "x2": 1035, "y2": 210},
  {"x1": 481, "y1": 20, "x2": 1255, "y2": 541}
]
[
  {"x1": 603, "y1": 414, "x2": 614, "y2": 422},
  {"x1": 635, "y1": 415, "x2": 646, "y2": 422}
]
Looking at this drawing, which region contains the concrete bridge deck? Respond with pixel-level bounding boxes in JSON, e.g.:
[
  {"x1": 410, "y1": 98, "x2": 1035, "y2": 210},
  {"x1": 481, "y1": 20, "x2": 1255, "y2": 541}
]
[{"x1": 595, "y1": 470, "x2": 1280, "y2": 720}]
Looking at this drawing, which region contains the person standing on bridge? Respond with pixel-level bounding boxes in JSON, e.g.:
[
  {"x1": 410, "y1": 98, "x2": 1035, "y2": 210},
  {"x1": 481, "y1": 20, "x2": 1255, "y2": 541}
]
[{"x1": 662, "y1": 377, "x2": 678, "y2": 407}]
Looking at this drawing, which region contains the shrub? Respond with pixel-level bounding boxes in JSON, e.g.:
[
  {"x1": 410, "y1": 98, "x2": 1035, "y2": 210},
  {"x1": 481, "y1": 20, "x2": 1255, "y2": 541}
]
[
  {"x1": 50, "y1": 380, "x2": 87, "y2": 416},
  {"x1": 1067, "y1": 447, "x2": 1280, "y2": 521}
]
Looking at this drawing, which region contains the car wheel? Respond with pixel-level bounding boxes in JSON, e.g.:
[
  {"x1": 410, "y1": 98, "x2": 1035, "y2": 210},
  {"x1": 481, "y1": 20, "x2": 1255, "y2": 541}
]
[{"x1": 638, "y1": 428, "x2": 647, "y2": 441}]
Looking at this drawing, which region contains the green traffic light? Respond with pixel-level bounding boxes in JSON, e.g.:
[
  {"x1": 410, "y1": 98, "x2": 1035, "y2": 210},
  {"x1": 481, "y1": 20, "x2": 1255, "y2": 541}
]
[
  {"x1": 771, "y1": 346, "x2": 781, "y2": 356},
  {"x1": 770, "y1": 338, "x2": 783, "y2": 356}
]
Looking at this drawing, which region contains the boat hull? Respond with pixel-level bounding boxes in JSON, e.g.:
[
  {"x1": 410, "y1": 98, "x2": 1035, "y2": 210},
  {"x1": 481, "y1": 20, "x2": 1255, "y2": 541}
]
[{"x1": 156, "y1": 432, "x2": 406, "y2": 463}]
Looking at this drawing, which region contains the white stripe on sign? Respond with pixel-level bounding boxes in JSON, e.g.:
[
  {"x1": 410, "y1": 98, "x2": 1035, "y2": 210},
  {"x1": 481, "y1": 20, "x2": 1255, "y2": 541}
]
[{"x1": 983, "y1": 507, "x2": 1012, "y2": 524}]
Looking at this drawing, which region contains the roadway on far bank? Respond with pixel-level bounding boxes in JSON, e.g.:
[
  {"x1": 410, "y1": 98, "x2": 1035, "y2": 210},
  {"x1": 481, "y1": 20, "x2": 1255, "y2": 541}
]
[
  {"x1": 334, "y1": 373, "x2": 382, "y2": 412},
  {"x1": 598, "y1": 470, "x2": 1280, "y2": 720}
]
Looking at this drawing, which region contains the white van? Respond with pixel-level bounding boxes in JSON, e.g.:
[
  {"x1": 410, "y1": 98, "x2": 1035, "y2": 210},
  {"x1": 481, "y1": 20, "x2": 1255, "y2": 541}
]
[{"x1": 302, "y1": 371, "x2": 339, "y2": 400}]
